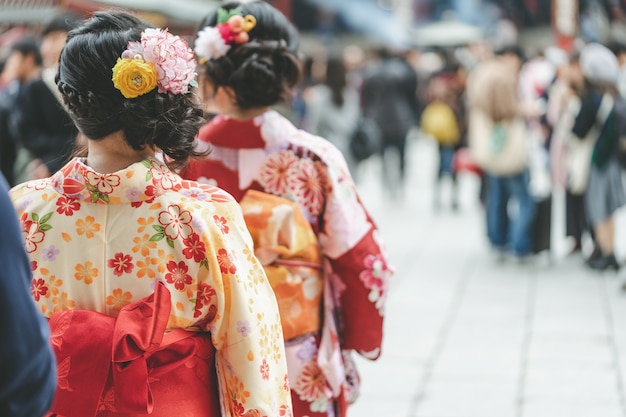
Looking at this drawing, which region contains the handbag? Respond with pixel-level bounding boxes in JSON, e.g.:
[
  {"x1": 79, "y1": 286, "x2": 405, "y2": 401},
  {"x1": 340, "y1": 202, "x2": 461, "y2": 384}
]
[
  {"x1": 566, "y1": 93, "x2": 613, "y2": 195},
  {"x1": 349, "y1": 116, "x2": 381, "y2": 162},
  {"x1": 468, "y1": 110, "x2": 528, "y2": 176}
]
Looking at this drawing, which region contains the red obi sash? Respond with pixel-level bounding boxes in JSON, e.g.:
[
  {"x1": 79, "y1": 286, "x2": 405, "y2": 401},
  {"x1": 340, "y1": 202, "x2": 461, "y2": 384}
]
[{"x1": 46, "y1": 282, "x2": 220, "y2": 417}]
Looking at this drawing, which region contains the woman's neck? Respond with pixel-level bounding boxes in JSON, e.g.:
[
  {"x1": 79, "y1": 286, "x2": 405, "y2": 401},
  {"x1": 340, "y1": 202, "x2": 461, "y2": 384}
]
[{"x1": 85, "y1": 131, "x2": 155, "y2": 174}]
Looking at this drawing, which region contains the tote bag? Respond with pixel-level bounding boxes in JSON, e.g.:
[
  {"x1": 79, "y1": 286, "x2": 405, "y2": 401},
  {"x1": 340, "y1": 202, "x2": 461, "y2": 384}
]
[{"x1": 468, "y1": 110, "x2": 528, "y2": 176}]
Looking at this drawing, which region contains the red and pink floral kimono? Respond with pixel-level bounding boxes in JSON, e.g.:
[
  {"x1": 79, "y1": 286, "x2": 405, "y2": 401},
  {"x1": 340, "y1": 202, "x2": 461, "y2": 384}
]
[{"x1": 182, "y1": 110, "x2": 394, "y2": 417}]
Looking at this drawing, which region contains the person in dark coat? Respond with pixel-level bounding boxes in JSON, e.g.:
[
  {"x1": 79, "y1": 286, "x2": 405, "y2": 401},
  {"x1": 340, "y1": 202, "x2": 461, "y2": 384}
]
[
  {"x1": 361, "y1": 48, "x2": 419, "y2": 198},
  {"x1": 0, "y1": 173, "x2": 56, "y2": 417},
  {"x1": 14, "y1": 12, "x2": 82, "y2": 182},
  {"x1": 0, "y1": 37, "x2": 42, "y2": 186}
]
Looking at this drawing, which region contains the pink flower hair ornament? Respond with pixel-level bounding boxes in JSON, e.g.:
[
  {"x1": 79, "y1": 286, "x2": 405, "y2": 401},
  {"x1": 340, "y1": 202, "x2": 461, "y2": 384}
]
[
  {"x1": 112, "y1": 28, "x2": 197, "y2": 99},
  {"x1": 194, "y1": 7, "x2": 257, "y2": 62}
]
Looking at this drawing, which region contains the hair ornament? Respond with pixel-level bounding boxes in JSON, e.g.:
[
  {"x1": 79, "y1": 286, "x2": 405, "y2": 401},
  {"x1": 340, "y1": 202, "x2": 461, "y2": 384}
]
[
  {"x1": 112, "y1": 28, "x2": 197, "y2": 99},
  {"x1": 194, "y1": 7, "x2": 257, "y2": 62}
]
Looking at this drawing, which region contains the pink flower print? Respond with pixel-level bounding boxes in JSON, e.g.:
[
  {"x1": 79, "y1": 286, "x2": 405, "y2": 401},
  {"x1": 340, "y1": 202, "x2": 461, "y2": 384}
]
[
  {"x1": 85, "y1": 171, "x2": 120, "y2": 194},
  {"x1": 164, "y1": 260, "x2": 192, "y2": 290},
  {"x1": 31, "y1": 278, "x2": 48, "y2": 301},
  {"x1": 158, "y1": 205, "x2": 192, "y2": 240},
  {"x1": 289, "y1": 157, "x2": 324, "y2": 216},
  {"x1": 125, "y1": 187, "x2": 142, "y2": 203},
  {"x1": 182, "y1": 233, "x2": 206, "y2": 262},
  {"x1": 260, "y1": 359, "x2": 270, "y2": 380},
  {"x1": 56, "y1": 196, "x2": 80, "y2": 216},
  {"x1": 279, "y1": 404, "x2": 291, "y2": 417},
  {"x1": 359, "y1": 254, "x2": 390, "y2": 311},
  {"x1": 181, "y1": 186, "x2": 210, "y2": 201},
  {"x1": 23, "y1": 221, "x2": 45, "y2": 253},
  {"x1": 237, "y1": 320, "x2": 250, "y2": 337},
  {"x1": 107, "y1": 253, "x2": 134, "y2": 277},
  {"x1": 294, "y1": 360, "x2": 329, "y2": 402},
  {"x1": 42, "y1": 245, "x2": 59, "y2": 262},
  {"x1": 259, "y1": 150, "x2": 299, "y2": 195},
  {"x1": 213, "y1": 215, "x2": 229, "y2": 234},
  {"x1": 217, "y1": 248, "x2": 237, "y2": 274}
]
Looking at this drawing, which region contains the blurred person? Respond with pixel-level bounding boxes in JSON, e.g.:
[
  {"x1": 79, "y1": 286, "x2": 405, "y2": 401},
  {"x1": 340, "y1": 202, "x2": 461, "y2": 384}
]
[
  {"x1": 361, "y1": 47, "x2": 419, "y2": 199},
  {"x1": 420, "y1": 71, "x2": 463, "y2": 210},
  {"x1": 467, "y1": 45, "x2": 536, "y2": 260},
  {"x1": 0, "y1": 174, "x2": 56, "y2": 417},
  {"x1": 307, "y1": 53, "x2": 361, "y2": 175},
  {"x1": 0, "y1": 36, "x2": 41, "y2": 186},
  {"x1": 10, "y1": 11, "x2": 292, "y2": 416},
  {"x1": 571, "y1": 43, "x2": 626, "y2": 271},
  {"x1": 184, "y1": 2, "x2": 393, "y2": 416},
  {"x1": 14, "y1": 12, "x2": 82, "y2": 183},
  {"x1": 547, "y1": 50, "x2": 593, "y2": 255}
]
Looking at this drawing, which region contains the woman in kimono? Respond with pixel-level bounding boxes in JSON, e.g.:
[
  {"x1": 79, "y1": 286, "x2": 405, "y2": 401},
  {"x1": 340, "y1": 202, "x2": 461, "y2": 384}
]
[
  {"x1": 9, "y1": 11, "x2": 292, "y2": 417},
  {"x1": 184, "y1": 2, "x2": 394, "y2": 416}
]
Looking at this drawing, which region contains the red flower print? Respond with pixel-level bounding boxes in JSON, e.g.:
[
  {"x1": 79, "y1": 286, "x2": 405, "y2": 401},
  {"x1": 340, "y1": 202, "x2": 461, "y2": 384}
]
[
  {"x1": 213, "y1": 215, "x2": 229, "y2": 234},
  {"x1": 107, "y1": 253, "x2": 134, "y2": 277},
  {"x1": 85, "y1": 171, "x2": 120, "y2": 194},
  {"x1": 260, "y1": 359, "x2": 270, "y2": 380},
  {"x1": 23, "y1": 221, "x2": 45, "y2": 253},
  {"x1": 193, "y1": 282, "x2": 216, "y2": 318},
  {"x1": 165, "y1": 260, "x2": 192, "y2": 290},
  {"x1": 158, "y1": 205, "x2": 193, "y2": 240},
  {"x1": 31, "y1": 278, "x2": 48, "y2": 301},
  {"x1": 279, "y1": 404, "x2": 291, "y2": 417},
  {"x1": 232, "y1": 401, "x2": 245, "y2": 417},
  {"x1": 283, "y1": 374, "x2": 290, "y2": 391},
  {"x1": 217, "y1": 248, "x2": 237, "y2": 274},
  {"x1": 259, "y1": 150, "x2": 298, "y2": 195},
  {"x1": 183, "y1": 233, "x2": 207, "y2": 262},
  {"x1": 151, "y1": 165, "x2": 179, "y2": 190},
  {"x1": 288, "y1": 158, "x2": 324, "y2": 216},
  {"x1": 56, "y1": 196, "x2": 81, "y2": 216},
  {"x1": 31, "y1": 261, "x2": 38, "y2": 272},
  {"x1": 293, "y1": 360, "x2": 329, "y2": 402}
]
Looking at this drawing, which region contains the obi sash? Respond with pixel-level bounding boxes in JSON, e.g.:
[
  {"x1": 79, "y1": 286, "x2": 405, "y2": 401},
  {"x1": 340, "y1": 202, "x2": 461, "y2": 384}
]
[
  {"x1": 239, "y1": 189, "x2": 323, "y2": 341},
  {"x1": 45, "y1": 282, "x2": 220, "y2": 417}
]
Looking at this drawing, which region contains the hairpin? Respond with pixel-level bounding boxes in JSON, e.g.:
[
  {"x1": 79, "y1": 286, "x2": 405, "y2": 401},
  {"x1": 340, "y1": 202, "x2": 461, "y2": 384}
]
[{"x1": 194, "y1": 7, "x2": 257, "y2": 62}]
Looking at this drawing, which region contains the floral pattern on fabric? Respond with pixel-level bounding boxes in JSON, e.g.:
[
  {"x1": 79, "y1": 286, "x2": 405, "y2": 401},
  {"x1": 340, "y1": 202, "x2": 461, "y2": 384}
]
[
  {"x1": 10, "y1": 157, "x2": 292, "y2": 417},
  {"x1": 181, "y1": 110, "x2": 394, "y2": 417}
]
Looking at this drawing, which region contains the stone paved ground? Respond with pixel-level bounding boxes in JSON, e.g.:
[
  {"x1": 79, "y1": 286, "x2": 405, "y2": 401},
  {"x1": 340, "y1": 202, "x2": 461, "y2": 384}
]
[{"x1": 346, "y1": 136, "x2": 626, "y2": 417}]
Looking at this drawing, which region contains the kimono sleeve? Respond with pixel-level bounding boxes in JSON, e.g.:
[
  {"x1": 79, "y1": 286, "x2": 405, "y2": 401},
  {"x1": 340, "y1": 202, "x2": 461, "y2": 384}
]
[
  {"x1": 198, "y1": 201, "x2": 292, "y2": 417},
  {"x1": 318, "y1": 156, "x2": 393, "y2": 358}
]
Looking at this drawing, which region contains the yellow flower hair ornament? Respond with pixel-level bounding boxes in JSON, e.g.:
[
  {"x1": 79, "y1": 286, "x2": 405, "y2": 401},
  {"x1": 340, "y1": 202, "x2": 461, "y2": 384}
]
[
  {"x1": 112, "y1": 28, "x2": 197, "y2": 99},
  {"x1": 194, "y1": 7, "x2": 257, "y2": 62}
]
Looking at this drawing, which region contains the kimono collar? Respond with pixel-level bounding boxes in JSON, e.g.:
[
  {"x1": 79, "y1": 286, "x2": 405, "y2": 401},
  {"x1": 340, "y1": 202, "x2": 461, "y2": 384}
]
[
  {"x1": 198, "y1": 110, "x2": 295, "y2": 149},
  {"x1": 52, "y1": 158, "x2": 182, "y2": 204}
]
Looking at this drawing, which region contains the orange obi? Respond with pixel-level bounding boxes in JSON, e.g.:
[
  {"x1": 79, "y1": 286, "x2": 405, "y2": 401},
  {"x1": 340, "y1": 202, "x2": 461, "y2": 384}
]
[
  {"x1": 45, "y1": 282, "x2": 220, "y2": 417},
  {"x1": 240, "y1": 190, "x2": 323, "y2": 341}
]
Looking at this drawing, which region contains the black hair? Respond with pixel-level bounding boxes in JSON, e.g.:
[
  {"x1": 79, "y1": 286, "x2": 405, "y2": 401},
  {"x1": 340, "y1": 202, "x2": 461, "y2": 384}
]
[
  {"x1": 42, "y1": 12, "x2": 83, "y2": 37},
  {"x1": 10, "y1": 36, "x2": 42, "y2": 66},
  {"x1": 324, "y1": 54, "x2": 346, "y2": 107},
  {"x1": 197, "y1": 1, "x2": 301, "y2": 109},
  {"x1": 56, "y1": 11, "x2": 206, "y2": 169}
]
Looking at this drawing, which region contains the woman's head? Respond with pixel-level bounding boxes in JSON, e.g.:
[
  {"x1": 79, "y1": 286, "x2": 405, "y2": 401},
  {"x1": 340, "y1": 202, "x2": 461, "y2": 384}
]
[
  {"x1": 194, "y1": 1, "x2": 301, "y2": 113},
  {"x1": 56, "y1": 11, "x2": 205, "y2": 168},
  {"x1": 324, "y1": 55, "x2": 347, "y2": 107}
]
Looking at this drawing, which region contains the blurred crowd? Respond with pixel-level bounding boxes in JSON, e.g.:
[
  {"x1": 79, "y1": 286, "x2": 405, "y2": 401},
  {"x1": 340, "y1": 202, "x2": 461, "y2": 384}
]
[{"x1": 4, "y1": 7, "x2": 626, "y2": 279}]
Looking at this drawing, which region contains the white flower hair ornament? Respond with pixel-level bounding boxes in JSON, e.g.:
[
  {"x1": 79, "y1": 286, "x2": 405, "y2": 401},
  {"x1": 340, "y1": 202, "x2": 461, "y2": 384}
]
[
  {"x1": 194, "y1": 7, "x2": 257, "y2": 62},
  {"x1": 112, "y1": 28, "x2": 197, "y2": 99}
]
